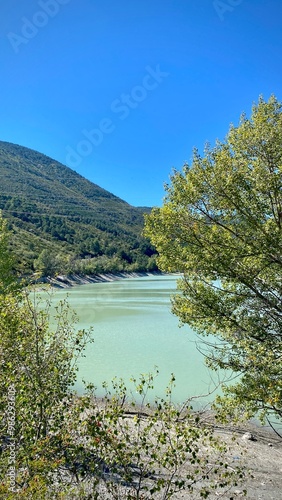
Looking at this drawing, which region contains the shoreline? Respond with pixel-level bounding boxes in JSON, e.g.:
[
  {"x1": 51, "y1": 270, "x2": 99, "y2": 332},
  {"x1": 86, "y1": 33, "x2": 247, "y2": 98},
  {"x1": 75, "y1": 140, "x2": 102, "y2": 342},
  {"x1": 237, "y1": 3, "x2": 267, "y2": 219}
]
[{"x1": 38, "y1": 270, "x2": 170, "y2": 289}]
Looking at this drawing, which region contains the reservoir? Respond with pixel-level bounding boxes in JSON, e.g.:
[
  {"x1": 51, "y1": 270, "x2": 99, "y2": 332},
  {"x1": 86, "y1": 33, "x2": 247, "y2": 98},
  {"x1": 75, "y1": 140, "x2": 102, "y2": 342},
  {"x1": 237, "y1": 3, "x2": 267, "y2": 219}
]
[{"x1": 48, "y1": 275, "x2": 220, "y2": 405}]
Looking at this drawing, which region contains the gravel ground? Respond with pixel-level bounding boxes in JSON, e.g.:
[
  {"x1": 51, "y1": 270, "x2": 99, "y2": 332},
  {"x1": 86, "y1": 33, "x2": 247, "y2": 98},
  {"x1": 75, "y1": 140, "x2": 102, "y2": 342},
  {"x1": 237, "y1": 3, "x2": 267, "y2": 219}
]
[
  {"x1": 69, "y1": 420, "x2": 282, "y2": 499},
  {"x1": 208, "y1": 423, "x2": 282, "y2": 500}
]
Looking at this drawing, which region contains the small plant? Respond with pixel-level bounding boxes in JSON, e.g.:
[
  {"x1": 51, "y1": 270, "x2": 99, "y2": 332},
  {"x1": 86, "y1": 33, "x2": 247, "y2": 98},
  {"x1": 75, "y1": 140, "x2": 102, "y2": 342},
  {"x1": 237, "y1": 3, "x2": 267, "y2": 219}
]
[{"x1": 76, "y1": 372, "x2": 246, "y2": 499}]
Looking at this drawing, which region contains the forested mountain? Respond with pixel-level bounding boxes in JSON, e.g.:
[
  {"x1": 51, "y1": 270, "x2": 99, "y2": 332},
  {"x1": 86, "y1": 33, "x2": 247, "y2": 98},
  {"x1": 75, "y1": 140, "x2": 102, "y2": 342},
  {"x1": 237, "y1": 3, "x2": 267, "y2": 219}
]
[{"x1": 0, "y1": 140, "x2": 157, "y2": 276}]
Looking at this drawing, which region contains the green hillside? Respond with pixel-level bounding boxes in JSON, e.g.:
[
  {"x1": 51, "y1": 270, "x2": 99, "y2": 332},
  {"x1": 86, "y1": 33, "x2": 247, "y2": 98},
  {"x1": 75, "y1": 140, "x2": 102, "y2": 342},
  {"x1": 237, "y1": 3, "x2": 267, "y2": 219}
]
[{"x1": 0, "y1": 141, "x2": 157, "y2": 276}]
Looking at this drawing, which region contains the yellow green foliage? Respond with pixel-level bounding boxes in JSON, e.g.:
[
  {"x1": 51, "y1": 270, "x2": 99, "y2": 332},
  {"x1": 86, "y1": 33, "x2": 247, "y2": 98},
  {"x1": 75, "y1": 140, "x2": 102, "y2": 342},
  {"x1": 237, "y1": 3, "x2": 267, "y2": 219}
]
[{"x1": 145, "y1": 95, "x2": 282, "y2": 426}]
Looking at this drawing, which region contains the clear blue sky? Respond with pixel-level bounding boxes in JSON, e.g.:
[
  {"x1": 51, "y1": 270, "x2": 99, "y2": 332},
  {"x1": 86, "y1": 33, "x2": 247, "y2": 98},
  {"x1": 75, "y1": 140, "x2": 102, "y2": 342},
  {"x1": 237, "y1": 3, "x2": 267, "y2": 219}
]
[{"x1": 1, "y1": 0, "x2": 282, "y2": 207}]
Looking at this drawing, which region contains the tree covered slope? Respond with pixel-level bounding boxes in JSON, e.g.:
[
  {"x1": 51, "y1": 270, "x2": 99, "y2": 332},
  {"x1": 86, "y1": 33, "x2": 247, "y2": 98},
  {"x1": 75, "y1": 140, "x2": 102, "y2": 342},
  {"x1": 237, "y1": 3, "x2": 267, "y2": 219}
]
[{"x1": 0, "y1": 141, "x2": 156, "y2": 275}]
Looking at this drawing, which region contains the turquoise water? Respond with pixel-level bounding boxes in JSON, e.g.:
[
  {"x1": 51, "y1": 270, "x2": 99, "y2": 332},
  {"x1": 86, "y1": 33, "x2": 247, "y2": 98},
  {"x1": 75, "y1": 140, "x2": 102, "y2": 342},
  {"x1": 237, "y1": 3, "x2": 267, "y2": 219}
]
[{"x1": 46, "y1": 275, "x2": 220, "y2": 405}]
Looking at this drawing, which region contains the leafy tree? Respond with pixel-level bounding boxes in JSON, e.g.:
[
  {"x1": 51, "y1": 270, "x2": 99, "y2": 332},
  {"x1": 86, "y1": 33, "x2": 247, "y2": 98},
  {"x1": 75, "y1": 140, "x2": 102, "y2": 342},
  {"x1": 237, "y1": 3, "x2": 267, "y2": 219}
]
[
  {"x1": 34, "y1": 248, "x2": 65, "y2": 277},
  {"x1": 0, "y1": 214, "x2": 17, "y2": 294},
  {"x1": 145, "y1": 96, "x2": 282, "y2": 427},
  {"x1": 0, "y1": 215, "x2": 94, "y2": 495}
]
